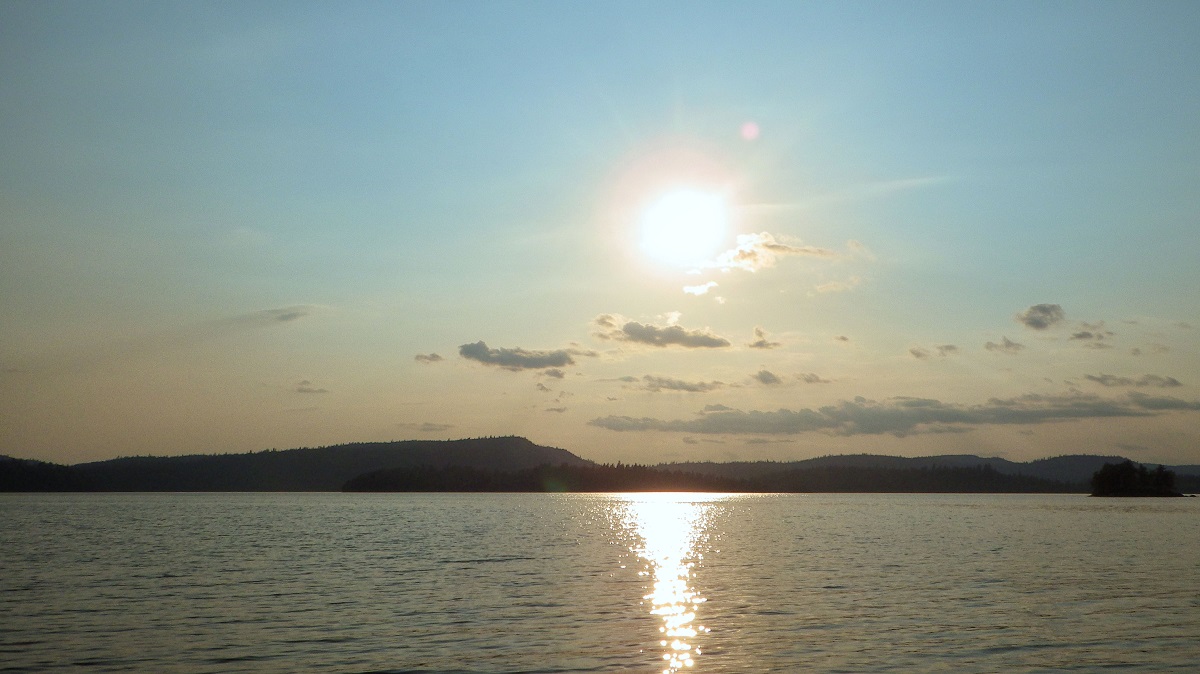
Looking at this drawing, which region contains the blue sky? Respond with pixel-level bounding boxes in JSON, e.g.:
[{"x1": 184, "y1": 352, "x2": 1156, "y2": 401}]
[{"x1": 3, "y1": 1, "x2": 1199, "y2": 465}]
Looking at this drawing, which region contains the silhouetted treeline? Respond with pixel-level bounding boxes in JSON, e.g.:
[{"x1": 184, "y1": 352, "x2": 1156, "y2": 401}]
[
  {"x1": 752, "y1": 464, "x2": 1078, "y2": 493},
  {"x1": 5, "y1": 440, "x2": 1197, "y2": 493},
  {"x1": 342, "y1": 462, "x2": 1079, "y2": 493},
  {"x1": 1091, "y1": 460, "x2": 1183, "y2": 497},
  {"x1": 343, "y1": 463, "x2": 746, "y2": 492}
]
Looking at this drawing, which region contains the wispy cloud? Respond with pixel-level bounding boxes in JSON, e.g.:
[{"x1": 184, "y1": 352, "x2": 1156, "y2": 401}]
[
  {"x1": 414, "y1": 353, "x2": 443, "y2": 364},
  {"x1": 815, "y1": 276, "x2": 862, "y2": 293},
  {"x1": 4, "y1": 305, "x2": 317, "y2": 375},
  {"x1": 398, "y1": 422, "x2": 454, "y2": 432},
  {"x1": 593, "y1": 314, "x2": 730, "y2": 348},
  {"x1": 707, "y1": 232, "x2": 836, "y2": 272},
  {"x1": 912, "y1": 344, "x2": 959, "y2": 360},
  {"x1": 1085, "y1": 374, "x2": 1182, "y2": 388},
  {"x1": 589, "y1": 392, "x2": 1200, "y2": 437},
  {"x1": 683, "y1": 281, "x2": 718, "y2": 296},
  {"x1": 799, "y1": 372, "x2": 832, "y2": 384}
]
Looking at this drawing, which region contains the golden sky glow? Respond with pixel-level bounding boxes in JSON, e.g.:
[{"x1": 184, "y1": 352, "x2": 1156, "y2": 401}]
[{"x1": 2, "y1": 3, "x2": 1199, "y2": 466}]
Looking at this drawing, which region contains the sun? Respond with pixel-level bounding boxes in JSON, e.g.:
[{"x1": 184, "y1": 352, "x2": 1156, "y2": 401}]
[{"x1": 638, "y1": 188, "x2": 730, "y2": 269}]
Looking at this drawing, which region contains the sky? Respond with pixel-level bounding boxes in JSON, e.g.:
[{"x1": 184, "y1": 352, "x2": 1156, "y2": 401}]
[{"x1": 3, "y1": 1, "x2": 1199, "y2": 466}]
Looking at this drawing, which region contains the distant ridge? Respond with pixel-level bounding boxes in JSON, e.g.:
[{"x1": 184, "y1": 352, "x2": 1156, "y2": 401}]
[
  {"x1": 68, "y1": 437, "x2": 591, "y2": 491},
  {"x1": 657, "y1": 453, "x2": 1198, "y2": 487},
  {"x1": 3, "y1": 442, "x2": 1196, "y2": 492}
]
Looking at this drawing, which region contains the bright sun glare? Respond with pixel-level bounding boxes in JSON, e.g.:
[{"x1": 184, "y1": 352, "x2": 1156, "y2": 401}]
[{"x1": 638, "y1": 188, "x2": 729, "y2": 269}]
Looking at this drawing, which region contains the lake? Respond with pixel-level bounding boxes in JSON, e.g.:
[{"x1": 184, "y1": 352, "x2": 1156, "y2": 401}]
[{"x1": 1, "y1": 493, "x2": 1197, "y2": 672}]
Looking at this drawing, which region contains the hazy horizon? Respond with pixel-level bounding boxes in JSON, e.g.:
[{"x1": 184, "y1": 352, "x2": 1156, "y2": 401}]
[{"x1": 3, "y1": 2, "x2": 1199, "y2": 467}]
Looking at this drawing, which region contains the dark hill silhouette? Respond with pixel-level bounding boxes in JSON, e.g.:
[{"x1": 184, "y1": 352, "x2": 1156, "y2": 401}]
[
  {"x1": 73, "y1": 437, "x2": 591, "y2": 491},
  {"x1": 0, "y1": 455, "x2": 91, "y2": 491}
]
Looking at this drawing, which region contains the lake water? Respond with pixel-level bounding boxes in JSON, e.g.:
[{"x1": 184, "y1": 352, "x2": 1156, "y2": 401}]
[{"x1": 1, "y1": 493, "x2": 1198, "y2": 673}]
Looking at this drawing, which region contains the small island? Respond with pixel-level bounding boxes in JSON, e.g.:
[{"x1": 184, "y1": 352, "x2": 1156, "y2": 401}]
[{"x1": 1090, "y1": 460, "x2": 1184, "y2": 497}]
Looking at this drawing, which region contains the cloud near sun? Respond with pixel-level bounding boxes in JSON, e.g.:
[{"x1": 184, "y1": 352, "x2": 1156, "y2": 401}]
[
  {"x1": 593, "y1": 314, "x2": 730, "y2": 348},
  {"x1": 589, "y1": 392, "x2": 1200, "y2": 437},
  {"x1": 705, "y1": 231, "x2": 837, "y2": 272}
]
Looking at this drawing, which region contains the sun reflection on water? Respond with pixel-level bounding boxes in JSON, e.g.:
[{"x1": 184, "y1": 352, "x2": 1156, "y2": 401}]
[{"x1": 616, "y1": 493, "x2": 726, "y2": 673}]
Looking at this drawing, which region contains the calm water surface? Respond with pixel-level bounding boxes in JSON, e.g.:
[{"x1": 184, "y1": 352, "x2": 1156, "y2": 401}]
[{"x1": 2, "y1": 493, "x2": 1198, "y2": 672}]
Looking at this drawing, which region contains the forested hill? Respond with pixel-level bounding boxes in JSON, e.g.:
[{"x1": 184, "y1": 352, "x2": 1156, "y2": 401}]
[{"x1": 67, "y1": 437, "x2": 591, "y2": 491}]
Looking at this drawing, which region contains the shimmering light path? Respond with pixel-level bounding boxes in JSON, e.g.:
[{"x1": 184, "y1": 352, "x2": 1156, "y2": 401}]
[{"x1": 616, "y1": 494, "x2": 727, "y2": 672}]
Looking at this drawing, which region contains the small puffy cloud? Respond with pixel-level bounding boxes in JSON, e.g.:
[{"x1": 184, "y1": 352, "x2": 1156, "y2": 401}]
[
  {"x1": 1016, "y1": 304, "x2": 1065, "y2": 330},
  {"x1": 639, "y1": 375, "x2": 724, "y2": 393},
  {"x1": 748, "y1": 327, "x2": 781, "y2": 350},
  {"x1": 709, "y1": 232, "x2": 837, "y2": 272},
  {"x1": 752, "y1": 369, "x2": 782, "y2": 385},
  {"x1": 1070, "y1": 329, "x2": 1115, "y2": 349},
  {"x1": 683, "y1": 281, "x2": 718, "y2": 296},
  {"x1": 1085, "y1": 374, "x2": 1183, "y2": 388},
  {"x1": 459, "y1": 341, "x2": 575, "y2": 370},
  {"x1": 414, "y1": 353, "x2": 443, "y2": 364},
  {"x1": 834, "y1": 335, "x2": 850, "y2": 342},
  {"x1": 536, "y1": 383, "x2": 551, "y2": 392},
  {"x1": 294, "y1": 380, "x2": 329, "y2": 394},
  {"x1": 914, "y1": 345, "x2": 958, "y2": 359},
  {"x1": 593, "y1": 314, "x2": 730, "y2": 348},
  {"x1": 589, "y1": 391, "x2": 1200, "y2": 437},
  {"x1": 542, "y1": 368, "x2": 566, "y2": 379},
  {"x1": 985, "y1": 336, "x2": 1025, "y2": 354},
  {"x1": 799, "y1": 372, "x2": 831, "y2": 384}
]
